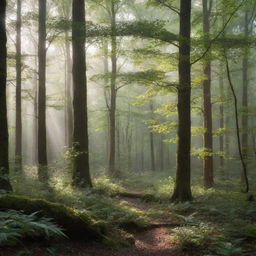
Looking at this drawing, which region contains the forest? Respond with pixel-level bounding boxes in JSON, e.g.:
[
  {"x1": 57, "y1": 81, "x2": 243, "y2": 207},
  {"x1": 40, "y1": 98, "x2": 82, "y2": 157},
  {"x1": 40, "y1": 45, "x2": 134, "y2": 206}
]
[{"x1": 0, "y1": 0, "x2": 256, "y2": 255}]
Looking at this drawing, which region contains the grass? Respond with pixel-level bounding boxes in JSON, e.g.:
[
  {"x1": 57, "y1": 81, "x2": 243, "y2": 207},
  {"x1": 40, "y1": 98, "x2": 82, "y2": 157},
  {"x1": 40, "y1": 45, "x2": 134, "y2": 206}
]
[
  {"x1": 10, "y1": 167, "x2": 149, "y2": 231},
  {"x1": 8, "y1": 166, "x2": 256, "y2": 255}
]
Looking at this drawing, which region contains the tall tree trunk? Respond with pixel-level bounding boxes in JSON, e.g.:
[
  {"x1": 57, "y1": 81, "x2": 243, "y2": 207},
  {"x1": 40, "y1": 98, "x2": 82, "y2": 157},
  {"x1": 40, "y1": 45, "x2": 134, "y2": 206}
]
[
  {"x1": 15, "y1": 0, "x2": 22, "y2": 172},
  {"x1": 65, "y1": 31, "x2": 73, "y2": 148},
  {"x1": 225, "y1": 114, "x2": 230, "y2": 178},
  {"x1": 72, "y1": 0, "x2": 92, "y2": 187},
  {"x1": 171, "y1": 0, "x2": 192, "y2": 202},
  {"x1": 225, "y1": 52, "x2": 249, "y2": 193},
  {"x1": 38, "y1": 0, "x2": 48, "y2": 181},
  {"x1": 0, "y1": 0, "x2": 12, "y2": 192},
  {"x1": 202, "y1": 0, "x2": 213, "y2": 188},
  {"x1": 219, "y1": 64, "x2": 224, "y2": 171},
  {"x1": 141, "y1": 128, "x2": 144, "y2": 171},
  {"x1": 108, "y1": 0, "x2": 117, "y2": 176},
  {"x1": 159, "y1": 134, "x2": 164, "y2": 171},
  {"x1": 126, "y1": 105, "x2": 132, "y2": 171},
  {"x1": 116, "y1": 112, "x2": 121, "y2": 173},
  {"x1": 33, "y1": 52, "x2": 38, "y2": 165},
  {"x1": 149, "y1": 100, "x2": 156, "y2": 172},
  {"x1": 103, "y1": 42, "x2": 110, "y2": 166},
  {"x1": 241, "y1": 10, "x2": 249, "y2": 183}
]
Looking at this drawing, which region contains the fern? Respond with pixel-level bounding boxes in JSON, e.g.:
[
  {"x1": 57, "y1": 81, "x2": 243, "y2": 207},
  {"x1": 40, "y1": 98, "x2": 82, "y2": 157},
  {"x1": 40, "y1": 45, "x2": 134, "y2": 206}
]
[{"x1": 0, "y1": 210, "x2": 67, "y2": 246}]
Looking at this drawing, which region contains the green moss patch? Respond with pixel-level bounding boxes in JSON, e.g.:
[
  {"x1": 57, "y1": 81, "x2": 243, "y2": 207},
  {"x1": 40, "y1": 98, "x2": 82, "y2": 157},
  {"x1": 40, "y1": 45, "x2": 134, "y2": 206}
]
[{"x1": 0, "y1": 195, "x2": 106, "y2": 240}]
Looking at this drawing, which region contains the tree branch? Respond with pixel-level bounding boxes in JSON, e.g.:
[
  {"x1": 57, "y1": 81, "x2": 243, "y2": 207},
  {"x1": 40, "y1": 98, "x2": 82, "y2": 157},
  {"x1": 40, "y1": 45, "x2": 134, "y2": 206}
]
[{"x1": 191, "y1": 0, "x2": 247, "y2": 65}]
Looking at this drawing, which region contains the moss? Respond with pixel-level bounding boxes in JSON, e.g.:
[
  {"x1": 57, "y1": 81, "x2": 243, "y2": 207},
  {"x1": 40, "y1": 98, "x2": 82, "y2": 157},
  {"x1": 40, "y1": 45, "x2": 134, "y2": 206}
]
[
  {"x1": 0, "y1": 195, "x2": 106, "y2": 240},
  {"x1": 103, "y1": 229, "x2": 135, "y2": 250}
]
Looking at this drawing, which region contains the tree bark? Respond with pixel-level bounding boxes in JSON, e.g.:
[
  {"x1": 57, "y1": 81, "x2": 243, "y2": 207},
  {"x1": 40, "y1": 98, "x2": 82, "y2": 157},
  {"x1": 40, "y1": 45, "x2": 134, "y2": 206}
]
[
  {"x1": 202, "y1": 0, "x2": 213, "y2": 188},
  {"x1": 15, "y1": 0, "x2": 22, "y2": 172},
  {"x1": 72, "y1": 0, "x2": 92, "y2": 187},
  {"x1": 65, "y1": 31, "x2": 73, "y2": 148},
  {"x1": 159, "y1": 134, "x2": 164, "y2": 171},
  {"x1": 38, "y1": 0, "x2": 48, "y2": 181},
  {"x1": 33, "y1": 51, "x2": 38, "y2": 165},
  {"x1": 241, "y1": 10, "x2": 249, "y2": 183},
  {"x1": 225, "y1": 52, "x2": 249, "y2": 193},
  {"x1": 219, "y1": 63, "x2": 224, "y2": 171},
  {"x1": 0, "y1": 0, "x2": 12, "y2": 192},
  {"x1": 171, "y1": 0, "x2": 192, "y2": 202},
  {"x1": 108, "y1": 0, "x2": 117, "y2": 176},
  {"x1": 149, "y1": 100, "x2": 156, "y2": 172}
]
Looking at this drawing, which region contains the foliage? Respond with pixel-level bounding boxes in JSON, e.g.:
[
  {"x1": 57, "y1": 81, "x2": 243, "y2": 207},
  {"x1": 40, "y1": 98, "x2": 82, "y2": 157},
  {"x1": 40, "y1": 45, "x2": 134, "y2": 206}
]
[
  {"x1": 93, "y1": 176, "x2": 125, "y2": 195},
  {"x1": 0, "y1": 195, "x2": 105, "y2": 240},
  {"x1": 172, "y1": 223, "x2": 212, "y2": 250},
  {"x1": 0, "y1": 210, "x2": 66, "y2": 246}
]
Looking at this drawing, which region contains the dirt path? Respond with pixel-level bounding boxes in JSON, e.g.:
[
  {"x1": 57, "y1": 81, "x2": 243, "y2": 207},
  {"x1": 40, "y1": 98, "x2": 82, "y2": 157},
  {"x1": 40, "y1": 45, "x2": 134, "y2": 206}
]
[
  {"x1": 1, "y1": 195, "x2": 190, "y2": 256},
  {"x1": 61, "y1": 195, "x2": 187, "y2": 256}
]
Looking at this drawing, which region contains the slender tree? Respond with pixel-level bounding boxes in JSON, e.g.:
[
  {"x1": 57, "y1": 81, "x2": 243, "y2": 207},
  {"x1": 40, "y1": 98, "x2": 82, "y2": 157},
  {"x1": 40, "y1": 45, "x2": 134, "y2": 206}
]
[
  {"x1": 38, "y1": 0, "x2": 48, "y2": 181},
  {"x1": 15, "y1": 0, "x2": 22, "y2": 172},
  {"x1": 241, "y1": 9, "x2": 249, "y2": 183},
  {"x1": 0, "y1": 0, "x2": 12, "y2": 192},
  {"x1": 72, "y1": 0, "x2": 92, "y2": 187},
  {"x1": 219, "y1": 63, "x2": 224, "y2": 170},
  {"x1": 171, "y1": 0, "x2": 193, "y2": 202},
  {"x1": 65, "y1": 30, "x2": 73, "y2": 148},
  {"x1": 202, "y1": 0, "x2": 214, "y2": 188},
  {"x1": 108, "y1": 0, "x2": 118, "y2": 176},
  {"x1": 149, "y1": 100, "x2": 156, "y2": 172}
]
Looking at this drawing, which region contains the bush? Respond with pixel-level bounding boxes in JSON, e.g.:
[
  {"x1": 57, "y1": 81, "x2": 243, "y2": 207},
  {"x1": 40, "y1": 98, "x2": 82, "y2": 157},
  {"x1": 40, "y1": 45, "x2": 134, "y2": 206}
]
[
  {"x1": 0, "y1": 210, "x2": 66, "y2": 246},
  {"x1": 0, "y1": 195, "x2": 105, "y2": 240}
]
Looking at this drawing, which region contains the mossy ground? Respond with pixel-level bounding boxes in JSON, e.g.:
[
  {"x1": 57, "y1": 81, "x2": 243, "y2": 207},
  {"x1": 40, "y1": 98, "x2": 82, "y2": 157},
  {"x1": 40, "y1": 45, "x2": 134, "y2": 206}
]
[{"x1": 2, "y1": 169, "x2": 256, "y2": 255}]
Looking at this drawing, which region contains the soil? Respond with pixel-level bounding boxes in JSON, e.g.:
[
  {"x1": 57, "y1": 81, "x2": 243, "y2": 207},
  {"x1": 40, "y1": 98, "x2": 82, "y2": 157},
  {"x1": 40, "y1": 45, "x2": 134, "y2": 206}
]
[{"x1": 0, "y1": 195, "x2": 198, "y2": 256}]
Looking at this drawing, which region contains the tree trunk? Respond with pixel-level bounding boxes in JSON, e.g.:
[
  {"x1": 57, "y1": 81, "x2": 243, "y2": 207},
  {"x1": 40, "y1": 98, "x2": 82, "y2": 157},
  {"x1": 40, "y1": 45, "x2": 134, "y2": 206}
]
[
  {"x1": 72, "y1": 0, "x2": 92, "y2": 187},
  {"x1": 15, "y1": 0, "x2": 22, "y2": 172},
  {"x1": 103, "y1": 43, "x2": 110, "y2": 166},
  {"x1": 219, "y1": 63, "x2": 224, "y2": 171},
  {"x1": 0, "y1": 0, "x2": 12, "y2": 192},
  {"x1": 141, "y1": 128, "x2": 144, "y2": 171},
  {"x1": 225, "y1": 52, "x2": 249, "y2": 193},
  {"x1": 116, "y1": 112, "x2": 121, "y2": 173},
  {"x1": 171, "y1": 0, "x2": 192, "y2": 202},
  {"x1": 38, "y1": 0, "x2": 48, "y2": 181},
  {"x1": 108, "y1": 0, "x2": 117, "y2": 176},
  {"x1": 202, "y1": 0, "x2": 213, "y2": 188},
  {"x1": 149, "y1": 100, "x2": 156, "y2": 172},
  {"x1": 159, "y1": 134, "x2": 164, "y2": 171},
  {"x1": 225, "y1": 114, "x2": 230, "y2": 178},
  {"x1": 65, "y1": 31, "x2": 73, "y2": 148},
  {"x1": 241, "y1": 10, "x2": 249, "y2": 183},
  {"x1": 126, "y1": 105, "x2": 132, "y2": 171},
  {"x1": 33, "y1": 51, "x2": 38, "y2": 165}
]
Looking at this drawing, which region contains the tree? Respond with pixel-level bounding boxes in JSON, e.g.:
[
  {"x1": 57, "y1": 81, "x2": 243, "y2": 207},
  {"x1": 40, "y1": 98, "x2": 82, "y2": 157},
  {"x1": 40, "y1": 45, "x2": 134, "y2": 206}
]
[
  {"x1": 202, "y1": 0, "x2": 214, "y2": 188},
  {"x1": 0, "y1": 0, "x2": 12, "y2": 192},
  {"x1": 149, "y1": 100, "x2": 156, "y2": 172},
  {"x1": 15, "y1": 0, "x2": 22, "y2": 172},
  {"x1": 171, "y1": 0, "x2": 193, "y2": 202},
  {"x1": 219, "y1": 63, "x2": 225, "y2": 170},
  {"x1": 72, "y1": 0, "x2": 92, "y2": 187},
  {"x1": 241, "y1": 8, "x2": 249, "y2": 183},
  {"x1": 55, "y1": 0, "x2": 73, "y2": 148},
  {"x1": 38, "y1": 0, "x2": 48, "y2": 181},
  {"x1": 108, "y1": 0, "x2": 118, "y2": 176}
]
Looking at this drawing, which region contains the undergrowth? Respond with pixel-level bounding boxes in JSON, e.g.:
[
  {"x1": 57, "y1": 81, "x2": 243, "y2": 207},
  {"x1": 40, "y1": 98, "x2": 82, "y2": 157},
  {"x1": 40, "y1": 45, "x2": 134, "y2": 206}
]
[{"x1": 0, "y1": 210, "x2": 66, "y2": 246}]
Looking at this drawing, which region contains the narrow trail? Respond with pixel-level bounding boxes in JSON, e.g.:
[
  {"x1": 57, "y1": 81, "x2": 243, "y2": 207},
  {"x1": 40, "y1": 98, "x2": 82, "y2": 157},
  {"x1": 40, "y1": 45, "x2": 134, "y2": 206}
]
[
  {"x1": 2, "y1": 193, "x2": 192, "y2": 256},
  {"x1": 61, "y1": 194, "x2": 192, "y2": 256},
  {"x1": 63, "y1": 194, "x2": 191, "y2": 256}
]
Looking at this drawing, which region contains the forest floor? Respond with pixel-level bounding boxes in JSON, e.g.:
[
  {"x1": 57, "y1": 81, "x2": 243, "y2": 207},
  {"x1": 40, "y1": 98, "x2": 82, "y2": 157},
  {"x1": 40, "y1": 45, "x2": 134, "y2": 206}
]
[
  {"x1": 2, "y1": 173, "x2": 256, "y2": 256},
  {"x1": 2, "y1": 194, "x2": 193, "y2": 256}
]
